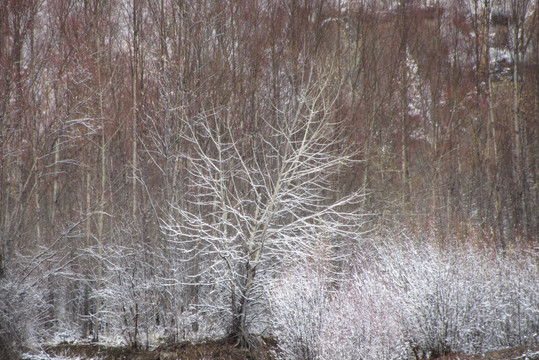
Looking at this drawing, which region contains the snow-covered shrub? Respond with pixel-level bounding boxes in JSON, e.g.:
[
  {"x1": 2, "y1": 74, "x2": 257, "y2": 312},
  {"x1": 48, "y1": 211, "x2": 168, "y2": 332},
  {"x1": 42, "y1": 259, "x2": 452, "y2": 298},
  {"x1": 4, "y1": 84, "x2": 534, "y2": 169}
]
[
  {"x1": 485, "y1": 247, "x2": 539, "y2": 348},
  {"x1": 0, "y1": 271, "x2": 50, "y2": 360},
  {"x1": 388, "y1": 242, "x2": 482, "y2": 356},
  {"x1": 268, "y1": 265, "x2": 330, "y2": 360},
  {"x1": 93, "y1": 241, "x2": 164, "y2": 348},
  {"x1": 268, "y1": 237, "x2": 538, "y2": 360},
  {"x1": 321, "y1": 271, "x2": 407, "y2": 360},
  {"x1": 375, "y1": 238, "x2": 539, "y2": 357},
  {"x1": 268, "y1": 261, "x2": 407, "y2": 360},
  {"x1": 92, "y1": 233, "x2": 231, "y2": 347},
  {"x1": 0, "y1": 280, "x2": 25, "y2": 360}
]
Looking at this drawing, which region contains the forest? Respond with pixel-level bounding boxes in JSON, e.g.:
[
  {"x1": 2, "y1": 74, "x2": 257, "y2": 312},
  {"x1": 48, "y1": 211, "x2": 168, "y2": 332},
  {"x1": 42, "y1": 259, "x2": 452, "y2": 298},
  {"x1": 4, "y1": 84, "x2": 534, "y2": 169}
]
[{"x1": 0, "y1": 0, "x2": 538, "y2": 359}]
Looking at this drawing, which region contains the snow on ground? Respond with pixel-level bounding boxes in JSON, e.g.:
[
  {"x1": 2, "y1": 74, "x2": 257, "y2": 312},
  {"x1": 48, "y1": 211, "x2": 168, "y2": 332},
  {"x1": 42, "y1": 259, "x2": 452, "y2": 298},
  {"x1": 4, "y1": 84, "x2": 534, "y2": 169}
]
[{"x1": 23, "y1": 353, "x2": 90, "y2": 360}]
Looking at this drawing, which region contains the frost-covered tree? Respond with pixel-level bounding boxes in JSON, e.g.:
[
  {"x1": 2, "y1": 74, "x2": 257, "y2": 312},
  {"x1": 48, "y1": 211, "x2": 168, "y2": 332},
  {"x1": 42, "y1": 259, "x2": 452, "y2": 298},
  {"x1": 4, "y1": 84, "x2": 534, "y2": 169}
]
[{"x1": 163, "y1": 73, "x2": 366, "y2": 347}]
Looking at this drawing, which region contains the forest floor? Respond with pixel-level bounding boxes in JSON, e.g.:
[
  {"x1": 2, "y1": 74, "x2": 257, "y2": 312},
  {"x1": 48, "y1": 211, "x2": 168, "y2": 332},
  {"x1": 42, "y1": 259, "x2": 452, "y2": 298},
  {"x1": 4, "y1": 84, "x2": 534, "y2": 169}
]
[
  {"x1": 432, "y1": 346, "x2": 539, "y2": 360},
  {"x1": 24, "y1": 337, "x2": 277, "y2": 360},
  {"x1": 24, "y1": 341, "x2": 539, "y2": 360}
]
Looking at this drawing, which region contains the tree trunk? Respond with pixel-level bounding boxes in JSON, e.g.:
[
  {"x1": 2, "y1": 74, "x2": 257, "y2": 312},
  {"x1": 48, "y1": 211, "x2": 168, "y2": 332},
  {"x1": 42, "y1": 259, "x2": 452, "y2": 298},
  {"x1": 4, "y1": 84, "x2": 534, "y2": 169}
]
[
  {"x1": 131, "y1": 0, "x2": 139, "y2": 221},
  {"x1": 94, "y1": 23, "x2": 106, "y2": 342}
]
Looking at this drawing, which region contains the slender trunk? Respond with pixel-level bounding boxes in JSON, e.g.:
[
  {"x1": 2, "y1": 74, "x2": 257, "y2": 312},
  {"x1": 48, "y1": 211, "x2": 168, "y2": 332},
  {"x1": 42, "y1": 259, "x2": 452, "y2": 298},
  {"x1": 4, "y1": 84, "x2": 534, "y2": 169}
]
[
  {"x1": 132, "y1": 0, "x2": 138, "y2": 221},
  {"x1": 512, "y1": 17, "x2": 526, "y2": 239},
  {"x1": 94, "y1": 27, "x2": 106, "y2": 342},
  {"x1": 399, "y1": 1, "x2": 410, "y2": 204},
  {"x1": 431, "y1": 1, "x2": 442, "y2": 229},
  {"x1": 533, "y1": 26, "x2": 539, "y2": 236},
  {"x1": 51, "y1": 138, "x2": 60, "y2": 225},
  {"x1": 83, "y1": 171, "x2": 92, "y2": 339},
  {"x1": 34, "y1": 128, "x2": 41, "y2": 244},
  {"x1": 485, "y1": 0, "x2": 504, "y2": 247},
  {"x1": 401, "y1": 99, "x2": 409, "y2": 203},
  {"x1": 95, "y1": 100, "x2": 105, "y2": 342},
  {"x1": 35, "y1": 183, "x2": 41, "y2": 243}
]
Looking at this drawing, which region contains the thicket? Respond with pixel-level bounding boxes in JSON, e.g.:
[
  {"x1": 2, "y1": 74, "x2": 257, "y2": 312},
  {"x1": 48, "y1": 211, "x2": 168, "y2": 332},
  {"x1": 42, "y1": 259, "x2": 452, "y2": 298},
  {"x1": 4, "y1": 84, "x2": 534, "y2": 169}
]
[
  {"x1": 269, "y1": 236, "x2": 538, "y2": 359},
  {"x1": 0, "y1": 265, "x2": 50, "y2": 360}
]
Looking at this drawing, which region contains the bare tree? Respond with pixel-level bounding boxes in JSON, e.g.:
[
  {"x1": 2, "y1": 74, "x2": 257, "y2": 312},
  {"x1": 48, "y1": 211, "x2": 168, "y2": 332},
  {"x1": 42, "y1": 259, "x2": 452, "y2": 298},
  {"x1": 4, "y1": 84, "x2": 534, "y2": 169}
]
[{"x1": 163, "y1": 71, "x2": 367, "y2": 347}]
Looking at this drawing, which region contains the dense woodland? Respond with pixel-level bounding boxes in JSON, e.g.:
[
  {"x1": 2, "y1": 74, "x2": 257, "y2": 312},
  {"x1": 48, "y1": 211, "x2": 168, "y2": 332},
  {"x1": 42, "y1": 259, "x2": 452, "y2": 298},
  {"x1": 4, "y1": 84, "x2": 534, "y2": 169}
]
[{"x1": 1, "y1": 0, "x2": 538, "y2": 359}]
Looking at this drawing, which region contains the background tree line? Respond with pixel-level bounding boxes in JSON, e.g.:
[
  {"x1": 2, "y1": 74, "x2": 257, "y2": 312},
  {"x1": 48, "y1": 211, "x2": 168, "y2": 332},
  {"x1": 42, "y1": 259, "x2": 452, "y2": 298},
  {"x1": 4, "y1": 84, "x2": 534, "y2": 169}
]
[{"x1": 0, "y1": 0, "x2": 537, "y2": 358}]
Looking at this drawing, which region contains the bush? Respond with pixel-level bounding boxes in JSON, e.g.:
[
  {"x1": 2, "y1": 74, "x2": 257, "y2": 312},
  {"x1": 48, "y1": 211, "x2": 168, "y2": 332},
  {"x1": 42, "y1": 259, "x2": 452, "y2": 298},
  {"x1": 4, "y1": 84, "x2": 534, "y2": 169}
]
[
  {"x1": 267, "y1": 265, "x2": 329, "y2": 360},
  {"x1": 387, "y1": 241, "x2": 539, "y2": 356},
  {"x1": 0, "y1": 276, "x2": 49, "y2": 360},
  {"x1": 268, "y1": 237, "x2": 539, "y2": 359},
  {"x1": 321, "y1": 272, "x2": 407, "y2": 359},
  {"x1": 0, "y1": 284, "x2": 23, "y2": 360},
  {"x1": 268, "y1": 261, "x2": 407, "y2": 360}
]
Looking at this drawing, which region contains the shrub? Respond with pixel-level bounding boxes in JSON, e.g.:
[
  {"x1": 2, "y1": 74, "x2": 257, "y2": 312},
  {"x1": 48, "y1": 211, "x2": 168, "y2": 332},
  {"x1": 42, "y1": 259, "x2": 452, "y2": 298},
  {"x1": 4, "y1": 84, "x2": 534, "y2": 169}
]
[
  {"x1": 0, "y1": 275, "x2": 49, "y2": 360},
  {"x1": 268, "y1": 237, "x2": 538, "y2": 359},
  {"x1": 267, "y1": 265, "x2": 329, "y2": 360},
  {"x1": 388, "y1": 241, "x2": 539, "y2": 356}
]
